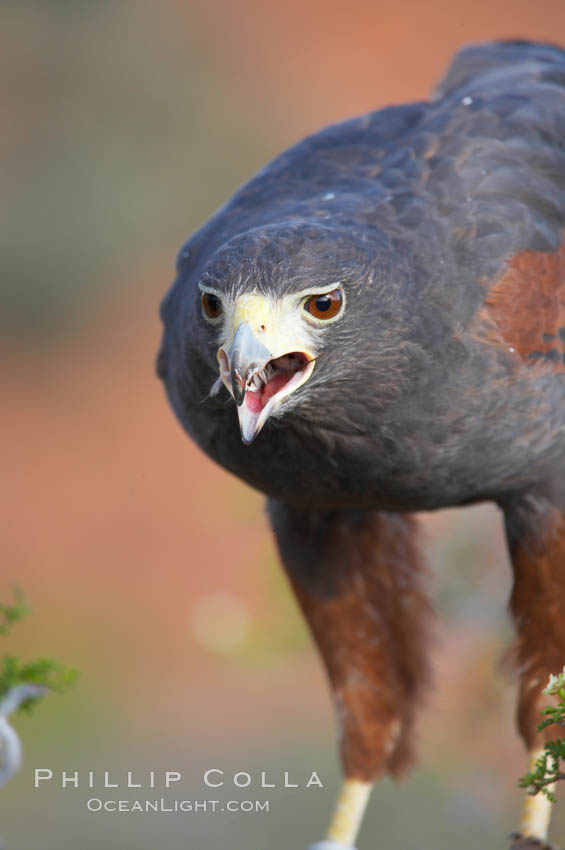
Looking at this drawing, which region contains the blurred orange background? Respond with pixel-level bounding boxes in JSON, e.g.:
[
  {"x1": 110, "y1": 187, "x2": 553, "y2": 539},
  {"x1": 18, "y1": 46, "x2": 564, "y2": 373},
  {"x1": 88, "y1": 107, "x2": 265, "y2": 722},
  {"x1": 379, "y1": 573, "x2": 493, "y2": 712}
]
[{"x1": 2, "y1": 1, "x2": 565, "y2": 847}]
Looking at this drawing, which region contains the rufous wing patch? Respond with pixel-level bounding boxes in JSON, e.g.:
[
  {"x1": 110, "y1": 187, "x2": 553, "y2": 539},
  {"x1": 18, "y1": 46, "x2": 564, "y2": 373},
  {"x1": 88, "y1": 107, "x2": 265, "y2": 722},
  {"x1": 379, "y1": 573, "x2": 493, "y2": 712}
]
[{"x1": 484, "y1": 232, "x2": 565, "y2": 372}]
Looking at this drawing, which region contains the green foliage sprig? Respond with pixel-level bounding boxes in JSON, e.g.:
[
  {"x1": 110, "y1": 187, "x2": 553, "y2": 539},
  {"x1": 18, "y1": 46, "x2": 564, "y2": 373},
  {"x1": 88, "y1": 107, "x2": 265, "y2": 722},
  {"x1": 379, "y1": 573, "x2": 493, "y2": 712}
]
[
  {"x1": 0, "y1": 589, "x2": 80, "y2": 789},
  {"x1": 0, "y1": 589, "x2": 79, "y2": 715},
  {"x1": 518, "y1": 668, "x2": 565, "y2": 802},
  {"x1": 0, "y1": 657, "x2": 79, "y2": 714},
  {"x1": 0, "y1": 588, "x2": 30, "y2": 637}
]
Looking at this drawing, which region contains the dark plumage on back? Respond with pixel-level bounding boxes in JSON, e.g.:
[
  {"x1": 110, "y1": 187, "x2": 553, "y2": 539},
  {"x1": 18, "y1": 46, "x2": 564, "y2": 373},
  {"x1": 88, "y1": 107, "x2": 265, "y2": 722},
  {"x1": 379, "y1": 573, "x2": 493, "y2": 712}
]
[{"x1": 158, "y1": 41, "x2": 565, "y2": 849}]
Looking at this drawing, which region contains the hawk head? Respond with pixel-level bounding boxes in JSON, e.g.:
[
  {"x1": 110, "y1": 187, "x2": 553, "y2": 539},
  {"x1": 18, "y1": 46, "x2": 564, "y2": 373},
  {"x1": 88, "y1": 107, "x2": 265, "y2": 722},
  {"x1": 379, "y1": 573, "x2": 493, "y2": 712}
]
[{"x1": 158, "y1": 219, "x2": 411, "y2": 450}]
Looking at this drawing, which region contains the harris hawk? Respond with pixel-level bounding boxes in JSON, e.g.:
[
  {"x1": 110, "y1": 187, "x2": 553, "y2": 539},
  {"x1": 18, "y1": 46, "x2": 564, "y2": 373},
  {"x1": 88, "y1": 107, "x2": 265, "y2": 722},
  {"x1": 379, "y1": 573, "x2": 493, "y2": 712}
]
[{"x1": 157, "y1": 41, "x2": 565, "y2": 849}]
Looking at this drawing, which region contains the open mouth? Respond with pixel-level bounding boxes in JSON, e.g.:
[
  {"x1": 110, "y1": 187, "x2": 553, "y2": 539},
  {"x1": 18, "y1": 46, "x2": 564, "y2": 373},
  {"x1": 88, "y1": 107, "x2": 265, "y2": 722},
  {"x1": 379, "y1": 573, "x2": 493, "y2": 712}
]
[
  {"x1": 217, "y1": 350, "x2": 314, "y2": 444},
  {"x1": 244, "y1": 352, "x2": 312, "y2": 414}
]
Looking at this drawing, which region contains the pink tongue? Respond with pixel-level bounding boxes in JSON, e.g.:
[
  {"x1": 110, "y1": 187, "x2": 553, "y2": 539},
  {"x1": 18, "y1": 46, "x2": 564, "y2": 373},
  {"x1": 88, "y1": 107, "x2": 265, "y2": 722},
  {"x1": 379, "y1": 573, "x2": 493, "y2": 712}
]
[
  {"x1": 261, "y1": 373, "x2": 290, "y2": 404},
  {"x1": 245, "y1": 373, "x2": 290, "y2": 414}
]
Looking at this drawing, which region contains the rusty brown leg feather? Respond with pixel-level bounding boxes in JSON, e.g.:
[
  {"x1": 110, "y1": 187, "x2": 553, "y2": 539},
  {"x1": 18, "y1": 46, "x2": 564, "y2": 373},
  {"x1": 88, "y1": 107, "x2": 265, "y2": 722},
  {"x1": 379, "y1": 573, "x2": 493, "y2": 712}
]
[
  {"x1": 268, "y1": 503, "x2": 434, "y2": 784},
  {"x1": 503, "y1": 495, "x2": 565, "y2": 844}
]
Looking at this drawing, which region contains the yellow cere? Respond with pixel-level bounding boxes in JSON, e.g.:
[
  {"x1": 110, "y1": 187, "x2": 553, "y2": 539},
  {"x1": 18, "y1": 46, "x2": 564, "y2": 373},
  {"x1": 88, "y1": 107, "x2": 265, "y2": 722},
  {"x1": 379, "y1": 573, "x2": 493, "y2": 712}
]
[
  {"x1": 232, "y1": 294, "x2": 271, "y2": 333},
  {"x1": 227, "y1": 292, "x2": 319, "y2": 364}
]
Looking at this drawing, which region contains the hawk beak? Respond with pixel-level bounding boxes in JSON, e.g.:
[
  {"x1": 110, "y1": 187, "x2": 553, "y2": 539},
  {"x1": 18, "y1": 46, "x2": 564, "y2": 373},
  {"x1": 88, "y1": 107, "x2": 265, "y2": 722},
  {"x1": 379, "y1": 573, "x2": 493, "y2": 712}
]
[
  {"x1": 226, "y1": 323, "x2": 271, "y2": 407},
  {"x1": 217, "y1": 322, "x2": 315, "y2": 445}
]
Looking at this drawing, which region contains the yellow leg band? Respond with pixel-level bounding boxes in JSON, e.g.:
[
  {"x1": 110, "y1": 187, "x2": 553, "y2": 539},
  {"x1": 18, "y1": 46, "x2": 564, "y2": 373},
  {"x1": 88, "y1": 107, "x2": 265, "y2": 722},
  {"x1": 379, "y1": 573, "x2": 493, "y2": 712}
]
[
  {"x1": 519, "y1": 749, "x2": 555, "y2": 842},
  {"x1": 326, "y1": 779, "x2": 373, "y2": 846}
]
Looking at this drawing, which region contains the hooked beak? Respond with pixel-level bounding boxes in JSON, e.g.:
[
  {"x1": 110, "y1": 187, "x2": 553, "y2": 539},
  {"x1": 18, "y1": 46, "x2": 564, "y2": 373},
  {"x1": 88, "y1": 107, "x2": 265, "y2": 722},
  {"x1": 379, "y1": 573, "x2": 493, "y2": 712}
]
[
  {"x1": 226, "y1": 323, "x2": 271, "y2": 407},
  {"x1": 217, "y1": 322, "x2": 315, "y2": 445}
]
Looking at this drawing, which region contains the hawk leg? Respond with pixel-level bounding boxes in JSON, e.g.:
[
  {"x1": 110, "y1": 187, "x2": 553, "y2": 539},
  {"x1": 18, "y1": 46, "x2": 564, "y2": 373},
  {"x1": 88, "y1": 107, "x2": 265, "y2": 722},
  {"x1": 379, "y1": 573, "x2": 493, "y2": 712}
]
[
  {"x1": 268, "y1": 503, "x2": 434, "y2": 845},
  {"x1": 503, "y1": 495, "x2": 565, "y2": 846}
]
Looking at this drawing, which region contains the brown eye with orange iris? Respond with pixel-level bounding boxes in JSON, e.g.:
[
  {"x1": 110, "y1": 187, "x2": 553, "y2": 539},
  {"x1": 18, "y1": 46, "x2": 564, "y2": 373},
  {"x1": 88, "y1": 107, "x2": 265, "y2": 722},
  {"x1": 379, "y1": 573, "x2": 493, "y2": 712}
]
[
  {"x1": 201, "y1": 292, "x2": 222, "y2": 320},
  {"x1": 303, "y1": 288, "x2": 343, "y2": 320}
]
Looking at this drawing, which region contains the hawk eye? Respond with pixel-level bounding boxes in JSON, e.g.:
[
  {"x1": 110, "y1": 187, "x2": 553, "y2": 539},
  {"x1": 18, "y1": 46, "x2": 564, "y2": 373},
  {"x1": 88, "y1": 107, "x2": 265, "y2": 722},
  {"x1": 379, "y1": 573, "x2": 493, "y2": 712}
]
[
  {"x1": 201, "y1": 292, "x2": 222, "y2": 321},
  {"x1": 304, "y1": 288, "x2": 343, "y2": 320}
]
